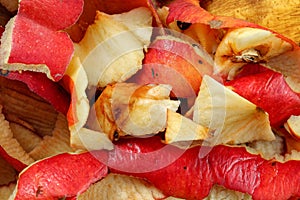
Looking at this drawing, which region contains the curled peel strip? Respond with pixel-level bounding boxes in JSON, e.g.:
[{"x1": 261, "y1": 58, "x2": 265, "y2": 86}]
[{"x1": 75, "y1": 27, "x2": 226, "y2": 172}]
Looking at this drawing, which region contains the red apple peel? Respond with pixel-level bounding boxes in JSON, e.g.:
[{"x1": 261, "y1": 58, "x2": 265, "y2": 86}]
[
  {"x1": 13, "y1": 151, "x2": 108, "y2": 200},
  {"x1": 225, "y1": 66, "x2": 300, "y2": 128},
  {"x1": 108, "y1": 137, "x2": 300, "y2": 200},
  {"x1": 13, "y1": 136, "x2": 300, "y2": 199},
  {"x1": 0, "y1": 0, "x2": 84, "y2": 82}
]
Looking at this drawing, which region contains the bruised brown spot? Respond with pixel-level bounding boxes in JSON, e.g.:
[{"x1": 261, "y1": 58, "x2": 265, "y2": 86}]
[
  {"x1": 36, "y1": 186, "x2": 43, "y2": 197},
  {"x1": 256, "y1": 107, "x2": 266, "y2": 113}
]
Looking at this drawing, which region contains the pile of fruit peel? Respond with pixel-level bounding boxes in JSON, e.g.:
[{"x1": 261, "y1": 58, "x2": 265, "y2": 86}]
[{"x1": 0, "y1": 0, "x2": 300, "y2": 199}]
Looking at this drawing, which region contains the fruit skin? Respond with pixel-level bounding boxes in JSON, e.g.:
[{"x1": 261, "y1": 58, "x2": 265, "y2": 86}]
[
  {"x1": 130, "y1": 36, "x2": 215, "y2": 100},
  {"x1": 0, "y1": 0, "x2": 84, "y2": 82},
  {"x1": 165, "y1": 0, "x2": 300, "y2": 94},
  {"x1": 0, "y1": 26, "x2": 4, "y2": 36},
  {"x1": 166, "y1": 0, "x2": 260, "y2": 29},
  {"x1": 165, "y1": 0, "x2": 298, "y2": 52},
  {"x1": 14, "y1": 136, "x2": 300, "y2": 199},
  {"x1": 108, "y1": 136, "x2": 300, "y2": 200},
  {"x1": 19, "y1": 0, "x2": 84, "y2": 31},
  {"x1": 166, "y1": 0, "x2": 297, "y2": 42},
  {"x1": 284, "y1": 115, "x2": 300, "y2": 140},
  {"x1": 1, "y1": 71, "x2": 70, "y2": 115},
  {"x1": 13, "y1": 151, "x2": 108, "y2": 200},
  {"x1": 0, "y1": 146, "x2": 27, "y2": 172},
  {"x1": 225, "y1": 65, "x2": 300, "y2": 128},
  {"x1": 201, "y1": 0, "x2": 300, "y2": 44},
  {"x1": 108, "y1": 137, "x2": 213, "y2": 199},
  {"x1": 67, "y1": 0, "x2": 160, "y2": 42},
  {"x1": 2, "y1": 15, "x2": 74, "y2": 82},
  {"x1": 0, "y1": 21, "x2": 70, "y2": 115}
]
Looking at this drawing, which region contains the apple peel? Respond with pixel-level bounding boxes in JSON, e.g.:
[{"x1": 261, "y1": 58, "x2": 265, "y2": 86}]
[
  {"x1": 18, "y1": 0, "x2": 84, "y2": 31},
  {"x1": 62, "y1": 56, "x2": 114, "y2": 151},
  {"x1": 166, "y1": 0, "x2": 300, "y2": 93},
  {"x1": 0, "y1": 0, "x2": 18, "y2": 13},
  {"x1": 1, "y1": 71, "x2": 70, "y2": 115},
  {"x1": 225, "y1": 67, "x2": 300, "y2": 128},
  {"x1": 12, "y1": 151, "x2": 108, "y2": 200},
  {"x1": 75, "y1": 8, "x2": 152, "y2": 88},
  {"x1": 166, "y1": 0, "x2": 257, "y2": 29},
  {"x1": 94, "y1": 83, "x2": 180, "y2": 140},
  {"x1": 28, "y1": 113, "x2": 75, "y2": 161},
  {"x1": 131, "y1": 35, "x2": 215, "y2": 99},
  {"x1": 0, "y1": 0, "x2": 84, "y2": 82},
  {"x1": 214, "y1": 27, "x2": 300, "y2": 92},
  {"x1": 0, "y1": 76, "x2": 61, "y2": 137},
  {"x1": 77, "y1": 173, "x2": 166, "y2": 200},
  {"x1": 201, "y1": 0, "x2": 300, "y2": 44},
  {"x1": 165, "y1": 109, "x2": 210, "y2": 144},
  {"x1": 284, "y1": 115, "x2": 300, "y2": 140},
  {"x1": 10, "y1": 136, "x2": 300, "y2": 200},
  {"x1": 0, "y1": 105, "x2": 34, "y2": 171},
  {"x1": 193, "y1": 75, "x2": 275, "y2": 145},
  {"x1": 70, "y1": 128, "x2": 114, "y2": 151},
  {"x1": 66, "y1": 0, "x2": 151, "y2": 42},
  {"x1": 0, "y1": 155, "x2": 17, "y2": 186},
  {"x1": 0, "y1": 183, "x2": 16, "y2": 200},
  {"x1": 10, "y1": 122, "x2": 42, "y2": 153},
  {"x1": 63, "y1": 56, "x2": 89, "y2": 132},
  {"x1": 108, "y1": 136, "x2": 300, "y2": 200}
]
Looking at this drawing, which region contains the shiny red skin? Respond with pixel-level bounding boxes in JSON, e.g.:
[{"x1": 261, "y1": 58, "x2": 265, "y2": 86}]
[
  {"x1": 8, "y1": 14, "x2": 74, "y2": 82},
  {"x1": 14, "y1": 137, "x2": 300, "y2": 199},
  {"x1": 4, "y1": 0, "x2": 84, "y2": 82},
  {"x1": 19, "y1": 0, "x2": 84, "y2": 31},
  {"x1": 14, "y1": 151, "x2": 108, "y2": 200},
  {"x1": 0, "y1": 25, "x2": 70, "y2": 115},
  {"x1": 225, "y1": 65, "x2": 300, "y2": 128},
  {"x1": 108, "y1": 137, "x2": 300, "y2": 200},
  {"x1": 165, "y1": 0, "x2": 300, "y2": 128},
  {"x1": 129, "y1": 37, "x2": 214, "y2": 98}
]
